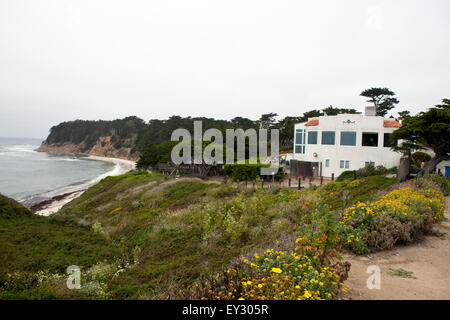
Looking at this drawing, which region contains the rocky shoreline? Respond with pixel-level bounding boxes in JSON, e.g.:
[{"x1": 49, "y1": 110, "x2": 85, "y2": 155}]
[{"x1": 29, "y1": 190, "x2": 83, "y2": 213}]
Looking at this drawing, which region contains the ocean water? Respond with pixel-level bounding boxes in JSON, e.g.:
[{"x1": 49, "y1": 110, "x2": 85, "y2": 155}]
[{"x1": 0, "y1": 137, "x2": 116, "y2": 207}]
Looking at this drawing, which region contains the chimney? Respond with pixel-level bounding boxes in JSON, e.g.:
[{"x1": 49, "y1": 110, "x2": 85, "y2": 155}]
[{"x1": 365, "y1": 106, "x2": 376, "y2": 116}]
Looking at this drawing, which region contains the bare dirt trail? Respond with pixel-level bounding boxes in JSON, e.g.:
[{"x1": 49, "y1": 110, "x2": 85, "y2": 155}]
[{"x1": 344, "y1": 196, "x2": 450, "y2": 300}]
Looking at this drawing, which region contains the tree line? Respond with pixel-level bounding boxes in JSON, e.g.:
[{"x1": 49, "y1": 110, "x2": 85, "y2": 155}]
[{"x1": 43, "y1": 88, "x2": 449, "y2": 175}]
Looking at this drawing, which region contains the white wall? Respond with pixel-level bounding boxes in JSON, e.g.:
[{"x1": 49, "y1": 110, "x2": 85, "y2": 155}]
[{"x1": 292, "y1": 114, "x2": 402, "y2": 177}]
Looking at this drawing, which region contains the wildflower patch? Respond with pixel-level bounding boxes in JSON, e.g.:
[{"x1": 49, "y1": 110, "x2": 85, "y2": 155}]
[{"x1": 339, "y1": 186, "x2": 445, "y2": 254}]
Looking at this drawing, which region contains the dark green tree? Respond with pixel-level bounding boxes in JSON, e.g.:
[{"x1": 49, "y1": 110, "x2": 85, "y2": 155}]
[
  {"x1": 302, "y1": 109, "x2": 324, "y2": 119},
  {"x1": 392, "y1": 99, "x2": 450, "y2": 175},
  {"x1": 361, "y1": 87, "x2": 399, "y2": 117},
  {"x1": 230, "y1": 117, "x2": 257, "y2": 130},
  {"x1": 397, "y1": 110, "x2": 410, "y2": 121},
  {"x1": 322, "y1": 106, "x2": 360, "y2": 116},
  {"x1": 276, "y1": 116, "x2": 303, "y2": 148},
  {"x1": 258, "y1": 113, "x2": 278, "y2": 129}
]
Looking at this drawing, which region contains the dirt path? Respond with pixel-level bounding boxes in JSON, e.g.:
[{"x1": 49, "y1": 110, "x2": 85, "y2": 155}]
[{"x1": 344, "y1": 196, "x2": 450, "y2": 300}]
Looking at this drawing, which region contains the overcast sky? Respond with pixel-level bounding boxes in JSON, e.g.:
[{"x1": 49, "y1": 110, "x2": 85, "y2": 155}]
[{"x1": 0, "y1": 0, "x2": 449, "y2": 138}]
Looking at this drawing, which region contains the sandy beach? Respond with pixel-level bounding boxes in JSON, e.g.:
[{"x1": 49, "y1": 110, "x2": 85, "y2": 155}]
[{"x1": 33, "y1": 156, "x2": 135, "y2": 216}]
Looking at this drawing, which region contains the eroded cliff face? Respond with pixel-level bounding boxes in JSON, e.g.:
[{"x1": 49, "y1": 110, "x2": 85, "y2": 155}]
[{"x1": 36, "y1": 136, "x2": 139, "y2": 161}]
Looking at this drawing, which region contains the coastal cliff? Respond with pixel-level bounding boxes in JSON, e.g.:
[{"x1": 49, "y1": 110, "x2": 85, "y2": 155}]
[
  {"x1": 37, "y1": 136, "x2": 139, "y2": 161},
  {"x1": 36, "y1": 117, "x2": 146, "y2": 161}
]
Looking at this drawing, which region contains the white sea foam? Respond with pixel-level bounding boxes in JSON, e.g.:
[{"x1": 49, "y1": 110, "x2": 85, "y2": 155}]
[
  {"x1": 32, "y1": 156, "x2": 135, "y2": 216},
  {"x1": 5, "y1": 145, "x2": 36, "y2": 153},
  {"x1": 88, "y1": 163, "x2": 122, "y2": 184}
]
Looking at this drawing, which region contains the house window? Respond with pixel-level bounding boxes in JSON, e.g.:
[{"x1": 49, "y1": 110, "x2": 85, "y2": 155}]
[
  {"x1": 308, "y1": 131, "x2": 318, "y2": 144},
  {"x1": 362, "y1": 132, "x2": 378, "y2": 147},
  {"x1": 325, "y1": 159, "x2": 330, "y2": 167},
  {"x1": 295, "y1": 129, "x2": 306, "y2": 154},
  {"x1": 322, "y1": 131, "x2": 335, "y2": 145},
  {"x1": 295, "y1": 130, "x2": 303, "y2": 145},
  {"x1": 340, "y1": 132, "x2": 357, "y2": 146},
  {"x1": 340, "y1": 160, "x2": 350, "y2": 169},
  {"x1": 365, "y1": 161, "x2": 375, "y2": 167},
  {"x1": 383, "y1": 133, "x2": 397, "y2": 147}
]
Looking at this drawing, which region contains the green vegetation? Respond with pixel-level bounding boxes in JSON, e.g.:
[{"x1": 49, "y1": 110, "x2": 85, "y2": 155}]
[
  {"x1": 411, "y1": 151, "x2": 432, "y2": 168},
  {"x1": 388, "y1": 268, "x2": 417, "y2": 280},
  {"x1": 392, "y1": 98, "x2": 450, "y2": 174},
  {"x1": 339, "y1": 179, "x2": 445, "y2": 254},
  {"x1": 336, "y1": 164, "x2": 395, "y2": 182},
  {"x1": 0, "y1": 194, "x2": 119, "y2": 299},
  {"x1": 360, "y1": 87, "x2": 399, "y2": 117},
  {"x1": 44, "y1": 104, "x2": 369, "y2": 166},
  {"x1": 1, "y1": 173, "x2": 446, "y2": 300},
  {"x1": 136, "y1": 141, "x2": 178, "y2": 168},
  {"x1": 46, "y1": 116, "x2": 146, "y2": 152}
]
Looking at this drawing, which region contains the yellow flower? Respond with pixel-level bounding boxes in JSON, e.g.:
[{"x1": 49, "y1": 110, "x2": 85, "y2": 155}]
[
  {"x1": 271, "y1": 268, "x2": 282, "y2": 274},
  {"x1": 109, "y1": 207, "x2": 121, "y2": 214},
  {"x1": 258, "y1": 284, "x2": 263, "y2": 288},
  {"x1": 303, "y1": 290, "x2": 312, "y2": 299}
]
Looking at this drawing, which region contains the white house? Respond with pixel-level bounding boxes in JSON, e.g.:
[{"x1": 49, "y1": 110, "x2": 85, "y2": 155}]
[
  {"x1": 436, "y1": 161, "x2": 450, "y2": 177},
  {"x1": 421, "y1": 148, "x2": 450, "y2": 177},
  {"x1": 292, "y1": 108, "x2": 403, "y2": 178}
]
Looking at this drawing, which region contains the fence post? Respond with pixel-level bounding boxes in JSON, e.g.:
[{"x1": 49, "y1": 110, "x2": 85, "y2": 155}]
[
  {"x1": 353, "y1": 170, "x2": 357, "y2": 180},
  {"x1": 298, "y1": 177, "x2": 301, "y2": 190},
  {"x1": 331, "y1": 173, "x2": 335, "y2": 182},
  {"x1": 320, "y1": 176, "x2": 323, "y2": 185},
  {"x1": 288, "y1": 178, "x2": 291, "y2": 188}
]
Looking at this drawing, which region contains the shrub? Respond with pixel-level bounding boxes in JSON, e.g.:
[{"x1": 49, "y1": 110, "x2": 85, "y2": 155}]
[
  {"x1": 336, "y1": 171, "x2": 355, "y2": 182},
  {"x1": 185, "y1": 210, "x2": 350, "y2": 300},
  {"x1": 337, "y1": 165, "x2": 391, "y2": 182},
  {"x1": 339, "y1": 186, "x2": 445, "y2": 253},
  {"x1": 412, "y1": 151, "x2": 432, "y2": 167},
  {"x1": 387, "y1": 166, "x2": 398, "y2": 174}
]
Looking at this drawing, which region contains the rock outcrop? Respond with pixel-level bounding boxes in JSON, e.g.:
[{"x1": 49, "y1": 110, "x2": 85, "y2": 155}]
[{"x1": 36, "y1": 136, "x2": 139, "y2": 161}]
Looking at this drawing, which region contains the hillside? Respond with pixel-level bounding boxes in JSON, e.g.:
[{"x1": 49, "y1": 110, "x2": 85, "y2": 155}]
[
  {"x1": 0, "y1": 194, "x2": 119, "y2": 299},
  {"x1": 1, "y1": 173, "x2": 447, "y2": 300},
  {"x1": 0, "y1": 172, "x2": 395, "y2": 299}
]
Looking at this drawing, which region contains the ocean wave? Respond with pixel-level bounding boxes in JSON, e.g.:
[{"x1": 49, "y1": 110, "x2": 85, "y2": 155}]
[
  {"x1": 4, "y1": 145, "x2": 38, "y2": 153},
  {"x1": 88, "y1": 163, "x2": 122, "y2": 183},
  {"x1": 37, "y1": 158, "x2": 81, "y2": 162},
  {"x1": 19, "y1": 162, "x2": 123, "y2": 208}
]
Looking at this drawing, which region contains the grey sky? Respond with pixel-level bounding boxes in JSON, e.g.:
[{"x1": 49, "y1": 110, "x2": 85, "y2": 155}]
[{"x1": 1, "y1": 0, "x2": 449, "y2": 139}]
